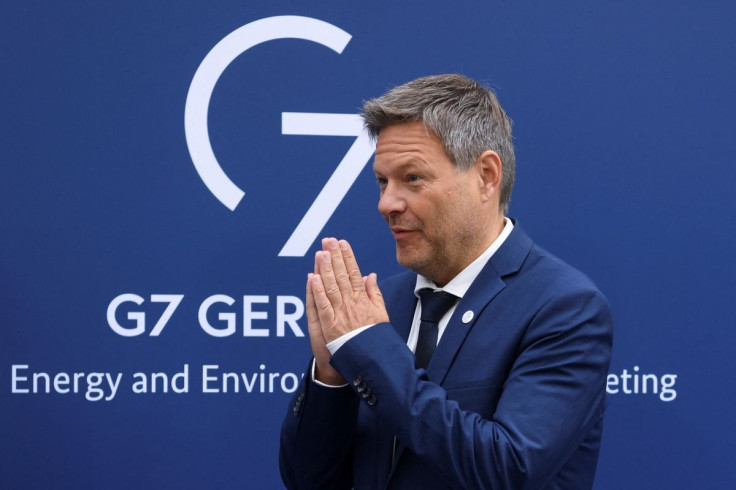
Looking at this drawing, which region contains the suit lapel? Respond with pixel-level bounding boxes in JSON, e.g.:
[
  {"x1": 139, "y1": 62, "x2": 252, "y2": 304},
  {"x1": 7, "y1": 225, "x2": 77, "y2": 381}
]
[
  {"x1": 426, "y1": 222, "x2": 534, "y2": 385},
  {"x1": 425, "y1": 272, "x2": 505, "y2": 384}
]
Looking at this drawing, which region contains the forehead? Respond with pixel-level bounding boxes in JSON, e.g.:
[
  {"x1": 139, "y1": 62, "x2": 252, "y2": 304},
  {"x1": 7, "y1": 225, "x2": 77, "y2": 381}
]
[{"x1": 373, "y1": 122, "x2": 449, "y2": 171}]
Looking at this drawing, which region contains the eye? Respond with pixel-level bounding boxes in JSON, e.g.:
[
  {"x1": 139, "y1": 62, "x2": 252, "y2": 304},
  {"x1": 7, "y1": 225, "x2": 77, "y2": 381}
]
[
  {"x1": 376, "y1": 176, "x2": 388, "y2": 189},
  {"x1": 407, "y1": 174, "x2": 420, "y2": 183}
]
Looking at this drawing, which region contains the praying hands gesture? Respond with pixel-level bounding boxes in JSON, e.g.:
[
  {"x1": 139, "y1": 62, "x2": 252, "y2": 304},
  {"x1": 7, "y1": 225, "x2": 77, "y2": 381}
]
[{"x1": 306, "y1": 237, "x2": 389, "y2": 385}]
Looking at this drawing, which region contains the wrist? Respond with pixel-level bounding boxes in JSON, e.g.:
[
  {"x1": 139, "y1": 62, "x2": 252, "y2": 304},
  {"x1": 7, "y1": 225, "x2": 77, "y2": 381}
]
[{"x1": 314, "y1": 361, "x2": 346, "y2": 386}]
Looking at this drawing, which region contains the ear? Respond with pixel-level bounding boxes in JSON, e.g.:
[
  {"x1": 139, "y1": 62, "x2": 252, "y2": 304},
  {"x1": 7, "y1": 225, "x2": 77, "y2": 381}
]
[{"x1": 474, "y1": 150, "x2": 503, "y2": 203}]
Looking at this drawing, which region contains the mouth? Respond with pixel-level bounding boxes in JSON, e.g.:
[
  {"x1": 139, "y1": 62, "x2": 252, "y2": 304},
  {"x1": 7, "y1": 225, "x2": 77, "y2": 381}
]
[{"x1": 390, "y1": 226, "x2": 416, "y2": 240}]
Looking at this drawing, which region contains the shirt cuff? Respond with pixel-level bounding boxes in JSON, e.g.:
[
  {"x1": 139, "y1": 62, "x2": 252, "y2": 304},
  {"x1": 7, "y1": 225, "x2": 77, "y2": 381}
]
[
  {"x1": 310, "y1": 325, "x2": 375, "y2": 388},
  {"x1": 326, "y1": 324, "x2": 374, "y2": 354},
  {"x1": 310, "y1": 359, "x2": 349, "y2": 388}
]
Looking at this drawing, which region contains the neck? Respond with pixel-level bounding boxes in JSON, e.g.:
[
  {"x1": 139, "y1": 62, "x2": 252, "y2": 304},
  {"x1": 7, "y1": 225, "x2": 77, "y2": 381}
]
[{"x1": 428, "y1": 214, "x2": 506, "y2": 287}]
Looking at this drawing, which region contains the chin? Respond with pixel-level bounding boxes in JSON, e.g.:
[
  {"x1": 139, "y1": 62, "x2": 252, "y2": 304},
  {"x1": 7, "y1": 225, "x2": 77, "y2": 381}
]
[{"x1": 396, "y1": 250, "x2": 430, "y2": 276}]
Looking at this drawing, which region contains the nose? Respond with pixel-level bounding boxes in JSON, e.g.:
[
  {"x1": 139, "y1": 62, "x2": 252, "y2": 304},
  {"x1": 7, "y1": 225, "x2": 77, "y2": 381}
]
[{"x1": 377, "y1": 183, "x2": 406, "y2": 218}]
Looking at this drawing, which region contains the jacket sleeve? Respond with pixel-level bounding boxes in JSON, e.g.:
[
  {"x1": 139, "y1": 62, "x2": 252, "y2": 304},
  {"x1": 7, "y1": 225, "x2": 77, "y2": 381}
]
[
  {"x1": 329, "y1": 287, "x2": 613, "y2": 489},
  {"x1": 279, "y1": 361, "x2": 360, "y2": 490}
]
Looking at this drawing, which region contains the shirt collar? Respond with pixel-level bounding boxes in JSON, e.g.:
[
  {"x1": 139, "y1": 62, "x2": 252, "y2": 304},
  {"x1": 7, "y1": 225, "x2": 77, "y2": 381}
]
[{"x1": 414, "y1": 217, "x2": 514, "y2": 299}]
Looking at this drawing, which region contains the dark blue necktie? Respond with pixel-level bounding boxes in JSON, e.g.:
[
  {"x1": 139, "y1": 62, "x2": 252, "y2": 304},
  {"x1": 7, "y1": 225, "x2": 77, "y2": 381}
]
[{"x1": 415, "y1": 288, "x2": 457, "y2": 369}]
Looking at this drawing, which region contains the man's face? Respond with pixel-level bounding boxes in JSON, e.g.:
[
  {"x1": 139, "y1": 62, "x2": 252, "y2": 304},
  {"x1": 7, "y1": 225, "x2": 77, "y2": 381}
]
[{"x1": 373, "y1": 122, "x2": 486, "y2": 286}]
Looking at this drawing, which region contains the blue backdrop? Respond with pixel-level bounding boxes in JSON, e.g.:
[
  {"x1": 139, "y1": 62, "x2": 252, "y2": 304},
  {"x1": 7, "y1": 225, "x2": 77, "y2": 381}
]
[{"x1": 2, "y1": 1, "x2": 734, "y2": 488}]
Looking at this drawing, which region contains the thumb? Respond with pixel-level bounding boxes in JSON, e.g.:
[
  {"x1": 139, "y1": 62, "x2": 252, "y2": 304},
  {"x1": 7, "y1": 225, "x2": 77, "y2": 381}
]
[{"x1": 364, "y1": 273, "x2": 385, "y2": 308}]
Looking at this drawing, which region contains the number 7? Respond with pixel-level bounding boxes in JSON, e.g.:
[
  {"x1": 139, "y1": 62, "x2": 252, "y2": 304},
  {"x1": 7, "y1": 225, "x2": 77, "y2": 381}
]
[{"x1": 278, "y1": 112, "x2": 375, "y2": 257}]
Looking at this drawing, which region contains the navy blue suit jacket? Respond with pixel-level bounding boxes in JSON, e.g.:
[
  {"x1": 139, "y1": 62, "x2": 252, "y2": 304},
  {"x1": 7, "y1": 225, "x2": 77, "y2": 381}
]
[{"x1": 280, "y1": 223, "x2": 613, "y2": 489}]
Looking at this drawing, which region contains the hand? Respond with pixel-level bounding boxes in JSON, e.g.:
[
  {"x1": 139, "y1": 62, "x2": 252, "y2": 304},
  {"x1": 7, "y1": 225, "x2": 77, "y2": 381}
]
[
  {"x1": 305, "y1": 238, "x2": 389, "y2": 383},
  {"x1": 312, "y1": 238, "x2": 389, "y2": 342},
  {"x1": 305, "y1": 249, "x2": 343, "y2": 385}
]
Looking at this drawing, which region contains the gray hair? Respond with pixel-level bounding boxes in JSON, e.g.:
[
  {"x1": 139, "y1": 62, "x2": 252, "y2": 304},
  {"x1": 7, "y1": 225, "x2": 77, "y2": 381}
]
[{"x1": 361, "y1": 74, "x2": 515, "y2": 214}]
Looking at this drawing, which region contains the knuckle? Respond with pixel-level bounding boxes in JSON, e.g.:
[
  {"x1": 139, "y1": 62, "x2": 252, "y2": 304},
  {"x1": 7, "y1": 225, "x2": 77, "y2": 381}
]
[{"x1": 335, "y1": 270, "x2": 349, "y2": 281}]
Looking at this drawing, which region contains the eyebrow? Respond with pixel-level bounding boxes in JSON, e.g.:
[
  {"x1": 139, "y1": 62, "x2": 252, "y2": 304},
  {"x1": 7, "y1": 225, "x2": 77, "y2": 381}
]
[{"x1": 373, "y1": 159, "x2": 428, "y2": 175}]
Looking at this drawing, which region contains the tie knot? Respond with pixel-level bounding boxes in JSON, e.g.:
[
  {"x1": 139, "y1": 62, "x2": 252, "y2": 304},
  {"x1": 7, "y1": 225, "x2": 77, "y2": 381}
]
[{"x1": 418, "y1": 289, "x2": 457, "y2": 323}]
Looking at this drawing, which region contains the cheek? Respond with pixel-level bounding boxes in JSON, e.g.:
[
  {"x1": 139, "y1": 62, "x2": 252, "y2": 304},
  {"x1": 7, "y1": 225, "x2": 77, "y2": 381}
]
[
  {"x1": 434, "y1": 193, "x2": 474, "y2": 233},
  {"x1": 402, "y1": 197, "x2": 427, "y2": 225}
]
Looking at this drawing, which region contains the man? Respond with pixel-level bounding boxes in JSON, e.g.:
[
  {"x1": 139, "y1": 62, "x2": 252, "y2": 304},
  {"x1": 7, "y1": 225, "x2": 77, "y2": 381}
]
[{"x1": 279, "y1": 74, "x2": 613, "y2": 489}]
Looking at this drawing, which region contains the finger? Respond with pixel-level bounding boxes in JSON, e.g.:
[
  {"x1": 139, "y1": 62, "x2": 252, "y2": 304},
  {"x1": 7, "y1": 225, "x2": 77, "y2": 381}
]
[
  {"x1": 312, "y1": 251, "x2": 332, "y2": 312},
  {"x1": 317, "y1": 244, "x2": 343, "y2": 307},
  {"x1": 338, "y1": 239, "x2": 365, "y2": 293},
  {"x1": 305, "y1": 273, "x2": 320, "y2": 331},
  {"x1": 323, "y1": 237, "x2": 352, "y2": 296},
  {"x1": 310, "y1": 273, "x2": 336, "y2": 328},
  {"x1": 306, "y1": 275, "x2": 334, "y2": 368}
]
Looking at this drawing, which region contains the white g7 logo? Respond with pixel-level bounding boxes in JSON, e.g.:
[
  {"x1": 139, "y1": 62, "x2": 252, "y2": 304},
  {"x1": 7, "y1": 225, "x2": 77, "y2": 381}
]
[{"x1": 184, "y1": 15, "x2": 375, "y2": 257}]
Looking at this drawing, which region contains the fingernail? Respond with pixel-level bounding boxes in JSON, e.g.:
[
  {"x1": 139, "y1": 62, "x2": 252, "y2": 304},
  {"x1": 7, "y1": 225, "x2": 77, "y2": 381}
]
[
  {"x1": 329, "y1": 240, "x2": 338, "y2": 249},
  {"x1": 313, "y1": 274, "x2": 322, "y2": 283},
  {"x1": 339, "y1": 240, "x2": 348, "y2": 250},
  {"x1": 323, "y1": 252, "x2": 331, "y2": 262}
]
